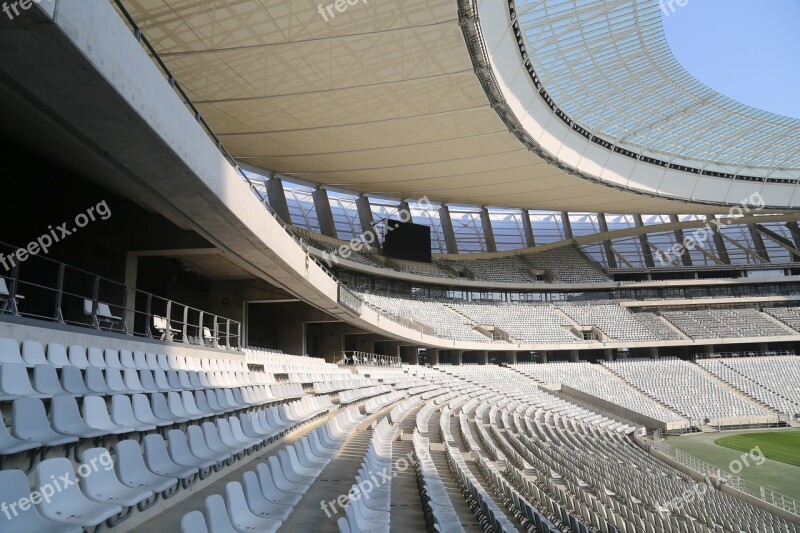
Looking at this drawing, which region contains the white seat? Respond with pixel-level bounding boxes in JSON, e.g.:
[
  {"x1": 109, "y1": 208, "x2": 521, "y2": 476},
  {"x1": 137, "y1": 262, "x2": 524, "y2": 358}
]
[
  {"x1": 79, "y1": 447, "x2": 153, "y2": 507},
  {"x1": 181, "y1": 510, "x2": 210, "y2": 533},
  {"x1": 143, "y1": 434, "x2": 199, "y2": 480},
  {"x1": 11, "y1": 398, "x2": 78, "y2": 447},
  {"x1": 224, "y1": 481, "x2": 282, "y2": 532},
  {"x1": 203, "y1": 494, "x2": 239, "y2": 533},
  {"x1": 84, "y1": 366, "x2": 112, "y2": 394},
  {"x1": 32, "y1": 364, "x2": 69, "y2": 396},
  {"x1": 186, "y1": 425, "x2": 230, "y2": 465},
  {"x1": 0, "y1": 362, "x2": 47, "y2": 400},
  {"x1": 167, "y1": 429, "x2": 216, "y2": 470},
  {"x1": 21, "y1": 340, "x2": 48, "y2": 366},
  {"x1": 105, "y1": 349, "x2": 123, "y2": 368},
  {"x1": 132, "y1": 393, "x2": 173, "y2": 427},
  {"x1": 0, "y1": 412, "x2": 41, "y2": 455},
  {"x1": 46, "y1": 343, "x2": 70, "y2": 367},
  {"x1": 151, "y1": 392, "x2": 187, "y2": 424},
  {"x1": 61, "y1": 365, "x2": 92, "y2": 396},
  {"x1": 83, "y1": 395, "x2": 133, "y2": 434},
  {"x1": 110, "y1": 395, "x2": 157, "y2": 432},
  {"x1": 338, "y1": 516, "x2": 352, "y2": 533},
  {"x1": 254, "y1": 463, "x2": 302, "y2": 506},
  {"x1": 0, "y1": 337, "x2": 24, "y2": 365},
  {"x1": 87, "y1": 347, "x2": 107, "y2": 368},
  {"x1": 241, "y1": 470, "x2": 293, "y2": 520},
  {"x1": 68, "y1": 345, "x2": 90, "y2": 368},
  {"x1": 50, "y1": 396, "x2": 106, "y2": 439},
  {"x1": 0, "y1": 278, "x2": 24, "y2": 313},
  {"x1": 0, "y1": 469, "x2": 83, "y2": 533},
  {"x1": 116, "y1": 439, "x2": 178, "y2": 493},
  {"x1": 34, "y1": 457, "x2": 123, "y2": 528}
]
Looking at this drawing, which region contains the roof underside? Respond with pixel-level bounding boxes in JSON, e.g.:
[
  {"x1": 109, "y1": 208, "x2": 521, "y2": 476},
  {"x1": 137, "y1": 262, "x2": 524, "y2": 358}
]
[
  {"x1": 117, "y1": 0, "x2": 798, "y2": 214},
  {"x1": 517, "y1": 0, "x2": 800, "y2": 176}
]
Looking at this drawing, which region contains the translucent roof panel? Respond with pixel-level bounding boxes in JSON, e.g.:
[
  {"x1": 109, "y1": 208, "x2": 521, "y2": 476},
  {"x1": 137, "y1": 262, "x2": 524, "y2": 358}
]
[{"x1": 514, "y1": 0, "x2": 800, "y2": 175}]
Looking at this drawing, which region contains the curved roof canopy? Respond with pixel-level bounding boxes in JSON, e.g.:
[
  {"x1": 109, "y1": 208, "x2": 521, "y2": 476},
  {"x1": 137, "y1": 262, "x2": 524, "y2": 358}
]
[
  {"x1": 117, "y1": 0, "x2": 800, "y2": 213},
  {"x1": 516, "y1": 0, "x2": 800, "y2": 177}
]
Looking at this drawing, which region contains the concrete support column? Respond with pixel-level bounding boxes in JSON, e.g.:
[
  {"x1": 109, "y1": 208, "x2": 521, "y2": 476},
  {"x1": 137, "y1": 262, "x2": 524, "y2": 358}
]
[
  {"x1": 537, "y1": 351, "x2": 548, "y2": 364},
  {"x1": 355, "y1": 194, "x2": 377, "y2": 244},
  {"x1": 439, "y1": 205, "x2": 458, "y2": 254},
  {"x1": 451, "y1": 350, "x2": 463, "y2": 365},
  {"x1": 669, "y1": 214, "x2": 692, "y2": 266},
  {"x1": 474, "y1": 350, "x2": 489, "y2": 365},
  {"x1": 633, "y1": 214, "x2": 656, "y2": 268},
  {"x1": 569, "y1": 350, "x2": 580, "y2": 363},
  {"x1": 604, "y1": 348, "x2": 614, "y2": 361},
  {"x1": 398, "y1": 200, "x2": 413, "y2": 223},
  {"x1": 521, "y1": 209, "x2": 535, "y2": 248},
  {"x1": 707, "y1": 215, "x2": 731, "y2": 264},
  {"x1": 597, "y1": 213, "x2": 617, "y2": 269},
  {"x1": 507, "y1": 351, "x2": 518, "y2": 364},
  {"x1": 649, "y1": 346, "x2": 659, "y2": 359},
  {"x1": 312, "y1": 187, "x2": 338, "y2": 239},
  {"x1": 480, "y1": 207, "x2": 497, "y2": 253},
  {"x1": 748, "y1": 224, "x2": 770, "y2": 262},
  {"x1": 427, "y1": 349, "x2": 440, "y2": 366},
  {"x1": 266, "y1": 176, "x2": 292, "y2": 224},
  {"x1": 561, "y1": 212, "x2": 573, "y2": 239}
]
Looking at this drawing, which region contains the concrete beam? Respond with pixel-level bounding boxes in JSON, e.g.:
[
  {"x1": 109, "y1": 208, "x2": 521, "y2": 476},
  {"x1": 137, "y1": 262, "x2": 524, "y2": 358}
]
[{"x1": 312, "y1": 187, "x2": 338, "y2": 239}]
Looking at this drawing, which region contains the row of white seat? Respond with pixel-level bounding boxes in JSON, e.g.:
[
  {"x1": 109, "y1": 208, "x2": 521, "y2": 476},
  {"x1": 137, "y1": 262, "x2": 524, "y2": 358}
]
[
  {"x1": 365, "y1": 391, "x2": 406, "y2": 414},
  {"x1": 1, "y1": 393, "x2": 332, "y2": 455},
  {"x1": 411, "y1": 429, "x2": 465, "y2": 533},
  {"x1": 338, "y1": 417, "x2": 398, "y2": 533},
  {"x1": 0, "y1": 338, "x2": 250, "y2": 373},
  {"x1": 181, "y1": 405, "x2": 366, "y2": 533},
  {"x1": 0, "y1": 395, "x2": 336, "y2": 531},
  {"x1": 339, "y1": 384, "x2": 392, "y2": 404},
  {"x1": 0, "y1": 362, "x2": 302, "y2": 401}
]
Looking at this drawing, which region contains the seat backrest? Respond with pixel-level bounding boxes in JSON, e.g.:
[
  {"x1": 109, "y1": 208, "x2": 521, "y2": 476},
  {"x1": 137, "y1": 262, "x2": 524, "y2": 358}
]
[
  {"x1": 87, "y1": 347, "x2": 107, "y2": 368},
  {"x1": 21, "y1": 340, "x2": 48, "y2": 366},
  {"x1": 68, "y1": 345, "x2": 89, "y2": 368},
  {"x1": 181, "y1": 510, "x2": 209, "y2": 533},
  {"x1": 47, "y1": 343, "x2": 70, "y2": 366},
  {"x1": 83, "y1": 299, "x2": 94, "y2": 315},
  {"x1": 153, "y1": 315, "x2": 166, "y2": 329},
  {"x1": 0, "y1": 277, "x2": 8, "y2": 296},
  {"x1": 0, "y1": 337, "x2": 23, "y2": 365},
  {"x1": 97, "y1": 303, "x2": 114, "y2": 319}
]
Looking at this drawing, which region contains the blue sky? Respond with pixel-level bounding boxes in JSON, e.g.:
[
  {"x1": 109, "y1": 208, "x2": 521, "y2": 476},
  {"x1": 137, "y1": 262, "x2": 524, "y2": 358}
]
[{"x1": 661, "y1": 0, "x2": 800, "y2": 119}]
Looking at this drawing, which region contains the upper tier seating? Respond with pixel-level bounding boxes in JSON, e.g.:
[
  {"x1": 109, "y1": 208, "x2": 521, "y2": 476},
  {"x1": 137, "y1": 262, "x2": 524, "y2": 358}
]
[
  {"x1": 602, "y1": 357, "x2": 769, "y2": 423},
  {"x1": 698, "y1": 355, "x2": 800, "y2": 418},
  {"x1": 661, "y1": 309, "x2": 790, "y2": 339},
  {"x1": 512, "y1": 362, "x2": 688, "y2": 424}
]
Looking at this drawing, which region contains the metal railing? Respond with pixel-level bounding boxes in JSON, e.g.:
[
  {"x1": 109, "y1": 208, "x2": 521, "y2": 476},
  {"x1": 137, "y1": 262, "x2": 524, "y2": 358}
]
[
  {"x1": 649, "y1": 434, "x2": 799, "y2": 516},
  {"x1": 0, "y1": 241, "x2": 241, "y2": 349},
  {"x1": 338, "y1": 351, "x2": 401, "y2": 368},
  {"x1": 694, "y1": 350, "x2": 796, "y2": 360}
]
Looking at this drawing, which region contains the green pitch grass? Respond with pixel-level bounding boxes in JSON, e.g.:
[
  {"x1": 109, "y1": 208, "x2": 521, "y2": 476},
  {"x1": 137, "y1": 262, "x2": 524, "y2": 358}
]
[{"x1": 715, "y1": 431, "x2": 800, "y2": 468}]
